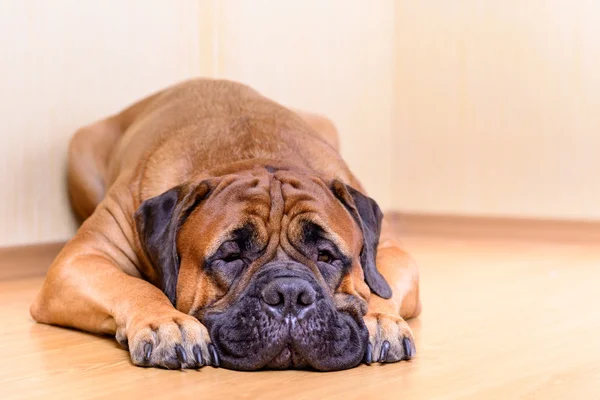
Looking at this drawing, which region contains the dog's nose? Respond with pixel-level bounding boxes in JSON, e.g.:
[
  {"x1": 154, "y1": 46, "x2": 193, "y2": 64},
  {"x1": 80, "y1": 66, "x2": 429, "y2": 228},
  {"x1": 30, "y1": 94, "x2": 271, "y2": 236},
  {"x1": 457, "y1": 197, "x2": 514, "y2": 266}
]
[{"x1": 261, "y1": 277, "x2": 317, "y2": 318}]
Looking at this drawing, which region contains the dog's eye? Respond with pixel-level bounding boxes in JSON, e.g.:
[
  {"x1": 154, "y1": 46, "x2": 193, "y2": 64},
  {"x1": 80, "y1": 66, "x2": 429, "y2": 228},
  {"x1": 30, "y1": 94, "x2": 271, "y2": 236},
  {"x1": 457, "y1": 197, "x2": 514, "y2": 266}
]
[
  {"x1": 208, "y1": 241, "x2": 247, "y2": 286},
  {"x1": 222, "y1": 252, "x2": 241, "y2": 263},
  {"x1": 216, "y1": 241, "x2": 243, "y2": 263},
  {"x1": 317, "y1": 250, "x2": 334, "y2": 264}
]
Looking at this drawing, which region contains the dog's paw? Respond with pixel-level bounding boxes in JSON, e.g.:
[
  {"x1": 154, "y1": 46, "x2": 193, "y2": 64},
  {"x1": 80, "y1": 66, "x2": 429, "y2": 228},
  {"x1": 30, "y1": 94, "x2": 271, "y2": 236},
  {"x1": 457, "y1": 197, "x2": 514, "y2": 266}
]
[
  {"x1": 116, "y1": 312, "x2": 219, "y2": 369},
  {"x1": 363, "y1": 312, "x2": 416, "y2": 364}
]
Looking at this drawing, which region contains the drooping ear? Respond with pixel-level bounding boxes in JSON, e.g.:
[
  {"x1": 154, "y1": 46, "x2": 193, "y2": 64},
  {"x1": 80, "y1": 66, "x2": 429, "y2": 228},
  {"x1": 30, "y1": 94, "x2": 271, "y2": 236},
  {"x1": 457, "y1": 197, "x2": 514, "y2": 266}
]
[
  {"x1": 331, "y1": 180, "x2": 392, "y2": 299},
  {"x1": 134, "y1": 181, "x2": 215, "y2": 305}
]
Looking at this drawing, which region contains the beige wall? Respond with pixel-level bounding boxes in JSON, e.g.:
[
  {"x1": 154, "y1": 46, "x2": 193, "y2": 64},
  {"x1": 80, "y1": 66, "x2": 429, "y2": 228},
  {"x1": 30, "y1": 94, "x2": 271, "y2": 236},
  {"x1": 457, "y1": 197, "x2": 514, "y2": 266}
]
[
  {"x1": 0, "y1": 1, "x2": 205, "y2": 246},
  {"x1": 392, "y1": 1, "x2": 600, "y2": 220},
  {"x1": 0, "y1": 1, "x2": 395, "y2": 247},
  {"x1": 1, "y1": 1, "x2": 599, "y2": 247},
  {"x1": 214, "y1": 0, "x2": 396, "y2": 211}
]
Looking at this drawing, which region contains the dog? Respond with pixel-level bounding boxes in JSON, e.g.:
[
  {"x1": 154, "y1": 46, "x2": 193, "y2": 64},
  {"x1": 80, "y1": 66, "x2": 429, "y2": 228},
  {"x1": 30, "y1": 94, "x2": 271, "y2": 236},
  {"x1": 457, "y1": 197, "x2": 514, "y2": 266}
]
[{"x1": 31, "y1": 79, "x2": 421, "y2": 371}]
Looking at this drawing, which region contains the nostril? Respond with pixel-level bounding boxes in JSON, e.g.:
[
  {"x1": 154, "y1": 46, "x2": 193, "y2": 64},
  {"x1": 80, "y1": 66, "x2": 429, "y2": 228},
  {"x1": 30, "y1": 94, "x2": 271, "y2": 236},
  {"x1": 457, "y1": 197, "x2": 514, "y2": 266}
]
[
  {"x1": 298, "y1": 289, "x2": 316, "y2": 306},
  {"x1": 262, "y1": 287, "x2": 284, "y2": 307}
]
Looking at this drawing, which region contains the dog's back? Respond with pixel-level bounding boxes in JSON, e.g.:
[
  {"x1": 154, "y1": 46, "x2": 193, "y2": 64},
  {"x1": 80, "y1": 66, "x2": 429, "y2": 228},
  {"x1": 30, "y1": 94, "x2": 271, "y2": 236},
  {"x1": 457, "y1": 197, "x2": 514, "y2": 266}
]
[{"x1": 68, "y1": 79, "x2": 351, "y2": 221}]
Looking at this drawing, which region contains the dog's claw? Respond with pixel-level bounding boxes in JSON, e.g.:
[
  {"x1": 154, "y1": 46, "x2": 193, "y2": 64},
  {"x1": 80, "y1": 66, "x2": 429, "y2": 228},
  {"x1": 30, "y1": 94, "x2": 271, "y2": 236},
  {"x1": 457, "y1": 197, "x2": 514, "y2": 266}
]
[
  {"x1": 402, "y1": 337, "x2": 415, "y2": 360},
  {"x1": 193, "y1": 345, "x2": 204, "y2": 367},
  {"x1": 208, "y1": 343, "x2": 220, "y2": 367},
  {"x1": 364, "y1": 342, "x2": 373, "y2": 365},
  {"x1": 143, "y1": 342, "x2": 153, "y2": 362},
  {"x1": 175, "y1": 344, "x2": 187, "y2": 365},
  {"x1": 380, "y1": 340, "x2": 390, "y2": 363}
]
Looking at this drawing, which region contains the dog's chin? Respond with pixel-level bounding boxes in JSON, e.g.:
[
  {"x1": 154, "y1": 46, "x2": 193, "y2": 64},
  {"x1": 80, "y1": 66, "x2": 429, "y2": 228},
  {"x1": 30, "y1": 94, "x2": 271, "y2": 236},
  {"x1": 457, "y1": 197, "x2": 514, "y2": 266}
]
[
  {"x1": 203, "y1": 300, "x2": 368, "y2": 372},
  {"x1": 264, "y1": 342, "x2": 309, "y2": 370}
]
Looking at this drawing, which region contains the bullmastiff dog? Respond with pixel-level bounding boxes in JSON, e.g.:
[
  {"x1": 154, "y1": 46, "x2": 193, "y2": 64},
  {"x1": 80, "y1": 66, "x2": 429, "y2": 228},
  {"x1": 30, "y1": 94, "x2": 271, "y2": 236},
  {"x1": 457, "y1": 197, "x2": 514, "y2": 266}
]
[{"x1": 31, "y1": 79, "x2": 421, "y2": 371}]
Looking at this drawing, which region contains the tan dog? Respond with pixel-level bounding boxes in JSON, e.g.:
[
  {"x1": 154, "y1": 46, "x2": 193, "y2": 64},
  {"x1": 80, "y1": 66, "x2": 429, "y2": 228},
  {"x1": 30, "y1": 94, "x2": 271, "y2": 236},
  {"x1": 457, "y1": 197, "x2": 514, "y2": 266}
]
[{"x1": 31, "y1": 79, "x2": 421, "y2": 371}]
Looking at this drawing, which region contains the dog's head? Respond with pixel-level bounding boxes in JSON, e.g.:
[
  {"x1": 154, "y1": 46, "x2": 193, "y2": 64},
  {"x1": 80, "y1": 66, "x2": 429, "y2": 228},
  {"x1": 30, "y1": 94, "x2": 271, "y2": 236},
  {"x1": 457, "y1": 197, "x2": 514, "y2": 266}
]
[{"x1": 134, "y1": 168, "x2": 390, "y2": 371}]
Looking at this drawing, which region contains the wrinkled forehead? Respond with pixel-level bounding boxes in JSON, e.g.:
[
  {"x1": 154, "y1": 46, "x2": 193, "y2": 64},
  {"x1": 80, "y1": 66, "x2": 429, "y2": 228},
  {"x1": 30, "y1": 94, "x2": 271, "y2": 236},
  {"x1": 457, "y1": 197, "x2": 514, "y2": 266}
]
[
  {"x1": 275, "y1": 171, "x2": 362, "y2": 253},
  {"x1": 179, "y1": 169, "x2": 362, "y2": 255},
  {"x1": 178, "y1": 173, "x2": 272, "y2": 255}
]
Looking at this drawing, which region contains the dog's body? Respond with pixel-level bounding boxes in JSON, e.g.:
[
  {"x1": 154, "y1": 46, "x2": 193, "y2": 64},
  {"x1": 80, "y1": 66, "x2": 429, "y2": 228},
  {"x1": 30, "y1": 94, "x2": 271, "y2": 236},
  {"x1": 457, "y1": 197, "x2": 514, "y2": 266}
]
[{"x1": 31, "y1": 79, "x2": 420, "y2": 371}]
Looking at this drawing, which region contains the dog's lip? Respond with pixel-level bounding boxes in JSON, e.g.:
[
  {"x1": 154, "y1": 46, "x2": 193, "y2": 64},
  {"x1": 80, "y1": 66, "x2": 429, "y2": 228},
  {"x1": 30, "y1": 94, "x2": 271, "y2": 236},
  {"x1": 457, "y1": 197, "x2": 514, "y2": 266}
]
[
  {"x1": 210, "y1": 327, "x2": 288, "y2": 370},
  {"x1": 202, "y1": 278, "x2": 367, "y2": 371},
  {"x1": 206, "y1": 312, "x2": 309, "y2": 368},
  {"x1": 214, "y1": 323, "x2": 309, "y2": 369},
  {"x1": 208, "y1": 310, "x2": 366, "y2": 371},
  {"x1": 266, "y1": 342, "x2": 308, "y2": 369}
]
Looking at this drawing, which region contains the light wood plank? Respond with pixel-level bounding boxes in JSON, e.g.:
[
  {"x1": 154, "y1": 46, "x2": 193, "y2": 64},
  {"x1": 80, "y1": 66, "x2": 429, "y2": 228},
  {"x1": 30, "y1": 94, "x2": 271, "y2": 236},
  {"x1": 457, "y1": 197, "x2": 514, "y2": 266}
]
[{"x1": 1, "y1": 220, "x2": 599, "y2": 399}]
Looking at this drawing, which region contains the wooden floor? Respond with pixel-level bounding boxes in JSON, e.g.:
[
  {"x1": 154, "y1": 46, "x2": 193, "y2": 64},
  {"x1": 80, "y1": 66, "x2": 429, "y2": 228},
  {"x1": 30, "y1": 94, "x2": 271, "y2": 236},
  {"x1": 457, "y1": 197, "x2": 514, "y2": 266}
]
[{"x1": 1, "y1": 217, "x2": 599, "y2": 399}]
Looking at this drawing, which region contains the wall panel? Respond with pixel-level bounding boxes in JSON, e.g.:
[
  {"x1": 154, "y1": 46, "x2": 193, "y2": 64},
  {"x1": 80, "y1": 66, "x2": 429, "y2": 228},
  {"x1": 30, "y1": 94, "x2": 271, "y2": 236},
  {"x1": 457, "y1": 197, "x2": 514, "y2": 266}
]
[
  {"x1": 392, "y1": 1, "x2": 600, "y2": 219},
  {"x1": 0, "y1": 0, "x2": 205, "y2": 246},
  {"x1": 216, "y1": 0, "x2": 396, "y2": 210}
]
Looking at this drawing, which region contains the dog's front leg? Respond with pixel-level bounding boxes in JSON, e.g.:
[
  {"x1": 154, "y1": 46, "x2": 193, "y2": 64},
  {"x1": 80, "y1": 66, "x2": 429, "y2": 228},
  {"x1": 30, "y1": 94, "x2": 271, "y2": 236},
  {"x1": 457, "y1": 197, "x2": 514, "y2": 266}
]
[
  {"x1": 30, "y1": 210, "x2": 217, "y2": 369},
  {"x1": 363, "y1": 220, "x2": 421, "y2": 364}
]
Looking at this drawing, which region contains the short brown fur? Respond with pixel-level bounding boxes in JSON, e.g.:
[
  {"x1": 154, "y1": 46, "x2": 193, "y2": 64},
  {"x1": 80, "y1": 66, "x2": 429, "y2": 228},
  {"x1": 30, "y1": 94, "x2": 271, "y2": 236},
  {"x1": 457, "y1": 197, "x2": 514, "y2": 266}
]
[{"x1": 31, "y1": 79, "x2": 421, "y2": 369}]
